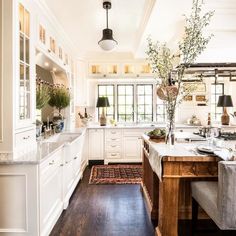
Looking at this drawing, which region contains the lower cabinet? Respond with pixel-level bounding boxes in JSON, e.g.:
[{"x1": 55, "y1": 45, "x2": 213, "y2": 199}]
[
  {"x1": 40, "y1": 149, "x2": 63, "y2": 236},
  {"x1": 0, "y1": 132, "x2": 88, "y2": 236},
  {"x1": 88, "y1": 129, "x2": 104, "y2": 160},
  {"x1": 88, "y1": 128, "x2": 152, "y2": 164},
  {"x1": 123, "y1": 136, "x2": 142, "y2": 161}
]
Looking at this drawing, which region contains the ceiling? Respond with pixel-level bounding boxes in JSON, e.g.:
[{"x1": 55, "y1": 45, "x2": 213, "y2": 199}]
[
  {"x1": 42, "y1": 0, "x2": 236, "y2": 61},
  {"x1": 43, "y1": 0, "x2": 151, "y2": 57}
]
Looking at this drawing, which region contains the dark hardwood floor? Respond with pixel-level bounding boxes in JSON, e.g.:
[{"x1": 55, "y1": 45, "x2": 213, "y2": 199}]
[
  {"x1": 50, "y1": 167, "x2": 155, "y2": 236},
  {"x1": 50, "y1": 167, "x2": 235, "y2": 236}
]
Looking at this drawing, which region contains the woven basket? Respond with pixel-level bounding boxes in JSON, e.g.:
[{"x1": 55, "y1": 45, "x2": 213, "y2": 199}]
[{"x1": 148, "y1": 135, "x2": 166, "y2": 143}]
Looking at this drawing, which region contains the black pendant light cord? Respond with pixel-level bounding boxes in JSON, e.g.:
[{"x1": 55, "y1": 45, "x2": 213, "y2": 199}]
[{"x1": 106, "y1": 7, "x2": 109, "y2": 29}]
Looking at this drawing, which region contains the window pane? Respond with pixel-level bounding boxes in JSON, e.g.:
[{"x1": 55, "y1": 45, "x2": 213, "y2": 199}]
[
  {"x1": 126, "y1": 96, "x2": 133, "y2": 105},
  {"x1": 138, "y1": 95, "x2": 144, "y2": 104},
  {"x1": 98, "y1": 85, "x2": 115, "y2": 119},
  {"x1": 137, "y1": 84, "x2": 153, "y2": 122},
  {"x1": 118, "y1": 96, "x2": 125, "y2": 104},
  {"x1": 211, "y1": 83, "x2": 224, "y2": 121},
  {"x1": 117, "y1": 85, "x2": 134, "y2": 122}
]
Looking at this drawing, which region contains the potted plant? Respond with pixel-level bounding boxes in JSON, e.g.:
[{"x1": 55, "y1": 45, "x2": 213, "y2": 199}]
[
  {"x1": 48, "y1": 84, "x2": 70, "y2": 132},
  {"x1": 146, "y1": 0, "x2": 214, "y2": 146},
  {"x1": 36, "y1": 79, "x2": 50, "y2": 137}
]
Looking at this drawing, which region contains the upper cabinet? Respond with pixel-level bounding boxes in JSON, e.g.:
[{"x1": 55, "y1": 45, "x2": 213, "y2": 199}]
[
  {"x1": 88, "y1": 61, "x2": 153, "y2": 78},
  {"x1": 18, "y1": 2, "x2": 34, "y2": 127},
  {"x1": 36, "y1": 19, "x2": 73, "y2": 71}
]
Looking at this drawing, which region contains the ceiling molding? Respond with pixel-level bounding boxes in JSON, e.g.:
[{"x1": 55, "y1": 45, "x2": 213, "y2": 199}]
[
  {"x1": 33, "y1": 0, "x2": 76, "y2": 56},
  {"x1": 133, "y1": 0, "x2": 156, "y2": 54}
]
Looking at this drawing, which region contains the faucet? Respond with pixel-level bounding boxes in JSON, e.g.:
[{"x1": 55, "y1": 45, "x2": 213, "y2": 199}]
[{"x1": 43, "y1": 123, "x2": 54, "y2": 139}]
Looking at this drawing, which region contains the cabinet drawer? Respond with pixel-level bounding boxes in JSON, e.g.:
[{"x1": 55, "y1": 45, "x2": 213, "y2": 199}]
[
  {"x1": 40, "y1": 149, "x2": 62, "y2": 182},
  {"x1": 105, "y1": 129, "x2": 122, "y2": 138},
  {"x1": 105, "y1": 144, "x2": 122, "y2": 152},
  {"x1": 105, "y1": 140, "x2": 122, "y2": 146},
  {"x1": 180, "y1": 162, "x2": 218, "y2": 177},
  {"x1": 106, "y1": 152, "x2": 121, "y2": 159},
  {"x1": 15, "y1": 129, "x2": 35, "y2": 147},
  {"x1": 105, "y1": 137, "x2": 121, "y2": 142}
]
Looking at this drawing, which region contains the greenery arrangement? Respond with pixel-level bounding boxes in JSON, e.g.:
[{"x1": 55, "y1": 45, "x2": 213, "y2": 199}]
[
  {"x1": 36, "y1": 79, "x2": 50, "y2": 110},
  {"x1": 146, "y1": 0, "x2": 214, "y2": 144},
  {"x1": 48, "y1": 85, "x2": 70, "y2": 116}
]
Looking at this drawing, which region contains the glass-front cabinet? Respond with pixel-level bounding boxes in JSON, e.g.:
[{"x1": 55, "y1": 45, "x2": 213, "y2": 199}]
[{"x1": 18, "y1": 2, "x2": 33, "y2": 126}]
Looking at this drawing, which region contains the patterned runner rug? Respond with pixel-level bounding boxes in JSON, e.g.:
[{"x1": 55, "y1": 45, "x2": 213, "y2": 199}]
[{"x1": 89, "y1": 164, "x2": 142, "y2": 184}]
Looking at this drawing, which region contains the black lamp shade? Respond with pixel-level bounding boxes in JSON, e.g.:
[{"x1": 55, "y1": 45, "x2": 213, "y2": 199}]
[
  {"x1": 96, "y1": 97, "x2": 110, "y2": 108},
  {"x1": 217, "y1": 95, "x2": 233, "y2": 107}
]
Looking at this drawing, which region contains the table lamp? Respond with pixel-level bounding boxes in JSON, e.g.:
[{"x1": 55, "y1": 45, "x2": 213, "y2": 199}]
[
  {"x1": 217, "y1": 95, "x2": 233, "y2": 125},
  {"x1": 96, "y1": 97, "x2": 110, "y2": 126}
]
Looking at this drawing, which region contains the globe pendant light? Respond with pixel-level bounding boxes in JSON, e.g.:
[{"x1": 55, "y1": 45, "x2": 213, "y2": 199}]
[{"x1": 98, "y1": 1, "x2": 118, "y2": 51}]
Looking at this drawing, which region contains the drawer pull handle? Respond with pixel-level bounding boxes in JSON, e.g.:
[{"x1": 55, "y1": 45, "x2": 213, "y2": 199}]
[
  {"x1": 111, "y1": 138, "x2": 117, "y2": 141},
  {"x1": 60, "y1": 164, "x2": 64, "y2": 167},
  {"x1": 23, "y1": 136, "x2": 30, "y2": 140},
  {"x1": 111, "y1": 145, "x2": 117, "y2": 147},
  {"x1": 111, "y1": 154, "x2": 117, "y2": 156},
  {"x1": 111, "y1": 131, "x2": 116, "y2": 134},
  {"x1": 49, "y1": 160, "x2": 54, "y2": 165}
]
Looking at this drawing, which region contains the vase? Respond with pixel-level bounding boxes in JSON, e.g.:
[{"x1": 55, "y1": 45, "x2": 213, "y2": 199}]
[{"x1": 166, "y1": 117, "x2": 175, "y2": 147}]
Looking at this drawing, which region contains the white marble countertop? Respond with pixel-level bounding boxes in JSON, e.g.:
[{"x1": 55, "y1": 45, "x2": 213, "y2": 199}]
[
  {"x1": 0, "y1": 142, "x2": 64, "y2": 165},
  {"x1": 0, "y1": 128, "x2": 86, "y2": 165},
  {"x1": 86, "y1": 123, "x2": 202, "y2": 129}
]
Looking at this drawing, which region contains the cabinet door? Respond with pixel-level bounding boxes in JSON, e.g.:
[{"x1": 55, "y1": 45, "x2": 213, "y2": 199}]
[
  {"x1": 88, "y1": 129, "x2": 104, "y2": 160},
  {"x1": 40, "y1": 152, "x2": 63, "y2": 235},
  {"x1": 63, "y1": 159, "x2": 74, "y2": 198},
  {"x1": 17, "y1": 3, "x2": 34, "y2": 128},
  {"x1": 123, "y1": 136, "x2": 142, "y2": 161}
]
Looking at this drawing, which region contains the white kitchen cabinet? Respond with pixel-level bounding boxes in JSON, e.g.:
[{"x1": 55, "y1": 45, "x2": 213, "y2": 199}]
[
  {"x1": 88, "y1": 128, "x2": 152, "y2": 164},
  {"x1": 123, "y1": 136, "x2": 142, "y2": 161},
  {"x1": 88, "y1": 129, "x2": 104, "y2": 160},
  {"x1": 40, "y1": 149, "x2": 63, "y2": 236},
  {"x1": 62, "y1": 158, "x2": 74, "y2": 208},
  {"x1": 0, "y1": 131, "x2": 87, "y2": 236}
]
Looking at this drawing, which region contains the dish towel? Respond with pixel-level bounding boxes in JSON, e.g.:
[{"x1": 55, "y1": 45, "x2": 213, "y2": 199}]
[
  {"x1": 148, "y1": 145, "x2": 163, "y2": 181},
  {"x1": 214, "y1": 148, "x2": 234, "y2": 161}
]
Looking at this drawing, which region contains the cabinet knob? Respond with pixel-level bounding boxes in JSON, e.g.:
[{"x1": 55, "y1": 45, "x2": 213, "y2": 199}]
[{"x1": 74, "y1": 157, "x2": 77, "y2": 160}]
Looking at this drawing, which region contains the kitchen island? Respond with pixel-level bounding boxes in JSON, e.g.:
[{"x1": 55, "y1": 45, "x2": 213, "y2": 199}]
[{"x1": 141, "y1": 134, "x2": 235, "y2": 236}]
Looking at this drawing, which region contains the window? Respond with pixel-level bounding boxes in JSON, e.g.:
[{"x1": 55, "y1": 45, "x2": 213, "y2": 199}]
[
  {"x1": 211, "y1": 82, "x2": 224, "y2": 121},
  {"x1": 98, "y1": 85, "x2": 115, "y2": 120},
  {"x1": 156, "y1": 97, "x2": 166, "y2": 122},
  {"x1": 117, "y1": 85, "x2": 134, "y2": 122},
  {"x1": 137, "y1": 84, "x2": 153, "y2": 122}
]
